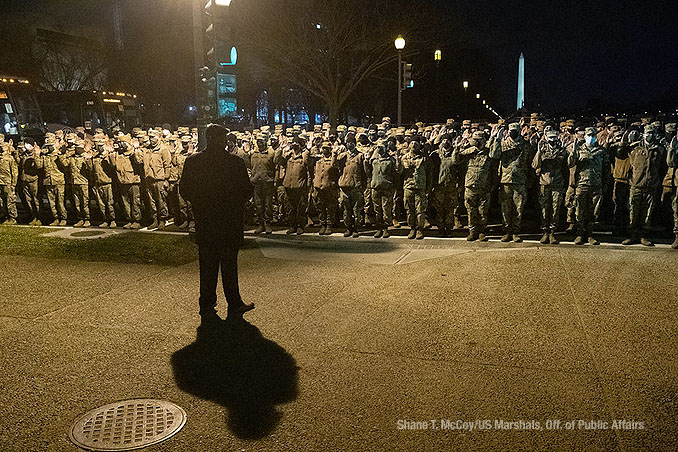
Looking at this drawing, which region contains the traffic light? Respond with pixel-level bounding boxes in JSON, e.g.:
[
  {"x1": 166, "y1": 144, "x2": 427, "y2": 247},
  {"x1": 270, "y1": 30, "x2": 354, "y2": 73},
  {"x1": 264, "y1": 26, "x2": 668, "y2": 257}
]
[
  {"x1": 202, "y1": 0, "x2": 237, "y2": 119},
  {"x1": 402, "y1": 62, "x2": 413, "y2": 90}
]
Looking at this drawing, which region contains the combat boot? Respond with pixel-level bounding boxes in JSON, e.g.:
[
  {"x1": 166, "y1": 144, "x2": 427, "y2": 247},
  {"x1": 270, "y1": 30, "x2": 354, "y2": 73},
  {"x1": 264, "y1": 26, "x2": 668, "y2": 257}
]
[
  {"x1": 122, "y1": 222, "x2": 131, "y2": 229},
  {"x1": 323, "y1": 226, "x2": 333, "y2": 235},
  {"x1": 381, "y1": 229, "x2": 390, "y2": 239},
  {"x1": 454, "y1": 216, "x2": 463, "y2": 229},
  {"x1": 374, "y1": 229, "x2": 383, "y2": 238},
  {"x1": 131, "y1": 222, "x2": 141, "y2": 229},
  {"x1": 574, "y1": 236, "x2": 584, "y2": 245},
  {"x1": 28, "y1": 218, "x2": 36, "y2": 226},
  {"x1": 622, "y1": 236, "x2": 639, "y2": 245},
  {"x1": 566, "y1": 223, "x2": 576, "y2": 233},
  {"x1": 478, "y1": 233, "x2": 488, "y2": 242},
  {"x1": 344, "y1": 229, "x2": 352, "y2": 237},
  {"x1": 466, "y1": 232, "x2": 478, "y2": 241},
  {"x1": 58, "y1": 220, "x2": 67, "y2": 226},
  {"x1": 392, "y1": 219, "x2": 400, "y2": 228},
  {"x1": 296, "y1": 227, "x2": 304, "y2": 235},
  {"x1": 5, "y1": 218, "x2": 16, "y2": 225},
  {"x1": 83, "y1": 220, "x2": 91, "y2": 228},
  {"x1": 407, "y1": 228, "x2": 416, "y2": 240},
  {"x1": 318, "y1": 226, "x2": 326, "y2": 236},
  {"x1": 33, "y1": 219, "x2": 42, "y2": 226},
  {"x1": 287, "y1": 227, "x2": 296, "y2": 235},
  {"x1": 254, "y1": 224, "x2": 264, "y2": 234},
  {"x1": 672, "y1": 235, "x2": 678, "y2": 249},
  {"x1": 540, "y1": 233, "x2": 549, "y2": 244},
  {"x1": 100, "y1": 222, "x2": 109, "y2": 228},
  {"x1": 148, "y1": 220, "x2": 159, "y2": 230},
  {"x1": 157, "y1": 220, "x2": 166, "y2": 230},
  {"x1": 501, "y1": 233, "x2": 511, "y2": 242},
  {"x1": 178, "y1": 221, "x2": 189, "y2": 229},
  {"x1": 49, "y1": 219, "x2": 59, "y2": 226},
  {"x1": 512, "y1": 234, "x2": 522, "y2": 243},
  {"x1": 416, "y1": 230, "x2": 425, "y2": 240},
  {"x1": 108, "y1": 221, "x2": 115, "y2": 228},
  {"x1": 74, "y1": 220, "x2": 84, "y2": 227},
  {"x1": 588, "y1": 236, "x2": 600, "y2": 246},
  {"x1": 549, "y1": 233, "x2": 559, "y2": 245},
  {"x1": 640, "y1": 237, "x2": 653, "y2": 247},
  {"x1": 265, "y1": 223, "x2": 273, "y2": 234},
  {"x1": 424, "y1": 220, "x2": 432, "y2": 229}
]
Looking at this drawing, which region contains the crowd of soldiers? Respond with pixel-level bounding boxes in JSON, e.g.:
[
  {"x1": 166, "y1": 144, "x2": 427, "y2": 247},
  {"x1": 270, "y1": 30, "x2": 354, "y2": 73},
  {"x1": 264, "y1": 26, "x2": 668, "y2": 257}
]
[
  {"x1": 0, "y1": 126, "x2": 196, "y2": 231},
  {"x1": 0, "y1": 113, "x2": 677, "y2": 249}
]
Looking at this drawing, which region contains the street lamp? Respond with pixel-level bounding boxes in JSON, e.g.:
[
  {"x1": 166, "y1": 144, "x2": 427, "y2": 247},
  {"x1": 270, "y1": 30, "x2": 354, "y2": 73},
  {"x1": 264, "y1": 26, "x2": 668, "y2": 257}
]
[
  {"x1": 434, "y1": 49, "x2": 442, "y2": 62},
  {"x1": 463, "y1": 80, "x2": 469, "y2": 90},
  {"x1": 476, "y1": 93, "x2": 481, "y2": 99},
  {"x1": 395, "y1": 35, "x2": 405, "y2": 126},
  {"x1": 462, "y1": 81, "x2": 469, "y2": 118}
]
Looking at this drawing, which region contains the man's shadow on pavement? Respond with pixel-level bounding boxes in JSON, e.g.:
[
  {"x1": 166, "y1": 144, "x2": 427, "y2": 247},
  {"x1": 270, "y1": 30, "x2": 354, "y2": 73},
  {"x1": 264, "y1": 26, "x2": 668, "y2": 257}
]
[{"x1": 171, "y1": 318, "x2": 299, "y2": 439}]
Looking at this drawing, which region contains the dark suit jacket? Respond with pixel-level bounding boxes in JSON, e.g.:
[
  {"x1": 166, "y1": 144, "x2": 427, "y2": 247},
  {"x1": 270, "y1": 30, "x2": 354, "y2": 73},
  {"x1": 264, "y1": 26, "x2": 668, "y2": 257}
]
[{"x1": 180, "y1": 149, "x2": 253, "y2": 248}]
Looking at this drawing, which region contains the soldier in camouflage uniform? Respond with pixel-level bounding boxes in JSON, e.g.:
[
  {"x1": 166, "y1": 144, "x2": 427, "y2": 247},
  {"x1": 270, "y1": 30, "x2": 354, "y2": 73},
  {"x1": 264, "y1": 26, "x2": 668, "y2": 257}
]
[
  {"x1": 110, "y1": 135, "x2": 143, "y2": 229},
  {"x1": 462, "y1": 130, "x2": 500, "y2": 241},
  {"x1": 281, "y1": 141, "x2": 311, "y2": 235},
  {"x1": 19, "y1": 141, "x2": 41, "y2": 225},
  {"x1": 336, "y1": 133, "x2": 367, "y2": 237},
  {"x1": 142, "y1": 130, "x2": 171, "y2": 229},
  {"x1": 568, "y1": 127, "x2": 608, "y2": 245},
  {"x1": 370, "y1": 140, "x2": 400, "y2": 238},
  {"x1": 493, "y1": 122, "x2": 532, "y2": 242},
  {"x1": 532, "y1": 129, "x2": 568, "y2": 244},
  {"x1": 0, "y1": 142, "x2": 18, "y2": 224},
  {"x1": 621, "y1": 124, "x2": 667, "y2": 246},
  {"x1": 312, "y1": 140, "x2": 339, "y2": 235},
  {"x1": 89, "y1": 137, "x2": 117, "y2": 228},
  {"x1": 401, "y1": 140, "x2": 429, "y2": 240},
  {"x1": 433, "y1": 135, "x2": 459, "y2": 237},
  {"x1": 65, "y1": 139, "x2": 91, "y2": 227},
  {"x1": 249, "y1": 134, "x2": 279, "y2": 234},
  {"x1": 668, "y1": 135, "x2": 678, "y2": 249},
  {"x1": 660, "y1": 123, "x2": 676, "y2": 232},
  {"x1": 36, "y1": 136, "x2": 68, "y2": 226}
]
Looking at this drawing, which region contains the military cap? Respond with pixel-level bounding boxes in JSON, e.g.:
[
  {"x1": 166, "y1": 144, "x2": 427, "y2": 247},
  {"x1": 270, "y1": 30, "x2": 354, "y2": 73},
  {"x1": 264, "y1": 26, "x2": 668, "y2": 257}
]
[
  {"x1": 260, "y1": 125, "x2": 270, "y2": 133},
  {"x1": 118, "y1": 134, "x2": 132, "y2": 145},
  {"x1": 584, "y1": 127, "x2": 597, "y2": 136},
  {"x1": 177, "y1": 126, "x2": 189, "y2": 135},
  {"x1": 644, "y1": 124, "x2": 658, "y2": 134},
  {"x1": 337, "y1": 125, "x2": 347, "y2": 132},
  {"x1": 255, "y1": 133, "x2": 266, "y2": 141},
  {"x1": 377, "y1": 124, "x2": 386, "y2": 131},
  {"x1": 651, "y1": 121, "x2": 662, "y2": 129},
  {"x1": 313, "y1": 124, "x2": 321, "y2": 131},
  {"x1": 471, "y1": 131, "x2": 485, "y2": 140},
  {"x1": 94, "y1": 128, "x2": 104, "y2": 134},
  {"x1": 445, "y1": 118, "x2": 455, "y2": 126},
  {"x1": 462, "y1": 120, "x2": 471, "y2": 127},
  {"x1": 640, "y1": 117, "x2": 652, "y2": 125},
  {"x1": 665, "y1": 123, "x2": 676, "y2": 133},
  {"x1": 321, "y1": 139, "x2": 332, "y2": 148},
  {"x1": 497, "y1": 119, "x2": 506, "y2": 126},
  {"x1": 44, "y1": 132, "x2": 56, "y2": 140},
  {"x1": 596, "y1": 121, "x2": 605, "y2": 128},
  {"x1": 566, "y1": 119, "x2": 576, "y2": 126},
  {"x1": 545, "y1": 130, "x2": 559, "y2": 139},
  {"x1": 404, "y1": 130, "x2": 413, "y2": 137},
  {"x1": 381, "y1": 116, "x2": 392, "y2": 123},
  {"x1": 191, "y1": 128, "x2": 198, "y2": 134},
  {"x1": 322, "y1": 123, "x2": 330, "y2": 130},
  {"x1": 347, "y1": 126, "x2": 356, "y2": 134},
  {"x1": 180, "y1": 135, "x2": 191, "y2": 143},
  {"x1": 559, "y1": 121, "x2": 567, "y2": 128},
  {"x1": 508, "y1": 122, "x2": 521, "y2": 131}
]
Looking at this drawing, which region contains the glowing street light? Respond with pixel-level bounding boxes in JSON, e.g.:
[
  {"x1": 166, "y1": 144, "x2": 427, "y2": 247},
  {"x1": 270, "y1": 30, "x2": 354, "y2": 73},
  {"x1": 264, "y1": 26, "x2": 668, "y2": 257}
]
[
  {"x1": 462, "y1": 80, "x2": 469, "y2": 90},
  {"x1": 395, "y1": 35, "x2": 405, "y2": 125},
  {"x1": 476, "y1": 93, "x2": 481, "y2": 99},
  {"x1": 434, "y1": 49, "x2": 442, "y2": 62}
]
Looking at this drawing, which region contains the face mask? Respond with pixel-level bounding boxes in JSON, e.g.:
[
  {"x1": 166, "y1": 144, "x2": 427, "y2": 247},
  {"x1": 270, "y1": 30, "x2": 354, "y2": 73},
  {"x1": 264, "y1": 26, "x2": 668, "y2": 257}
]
[
  {"x1": 25, "y1": 143, "x2": 34, "y2": 151},
  {"x1": 585, "y1": 136, "x2": 596, "y2": 146},
  {"x1": 347, "y1": 142, "x2": 356, "y2": 151},
  {"x1": 644, "y1": 133, "x2": 656, "y2": 145},
  {"x1": 509, "y1": 130, "x2": 519, "y2": 140}
]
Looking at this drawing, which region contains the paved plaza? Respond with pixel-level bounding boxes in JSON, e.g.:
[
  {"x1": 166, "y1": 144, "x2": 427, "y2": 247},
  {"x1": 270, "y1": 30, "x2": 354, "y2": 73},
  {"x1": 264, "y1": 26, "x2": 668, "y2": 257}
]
[{"x1": 1, "y1": 229, "x2": 676, "y2": 451}]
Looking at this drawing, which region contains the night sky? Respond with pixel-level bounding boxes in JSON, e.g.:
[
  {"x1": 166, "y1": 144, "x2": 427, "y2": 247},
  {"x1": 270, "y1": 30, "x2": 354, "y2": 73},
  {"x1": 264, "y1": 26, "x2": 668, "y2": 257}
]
[{"x1": 4, "y1": 0, "x2": 678, "y2": 119}]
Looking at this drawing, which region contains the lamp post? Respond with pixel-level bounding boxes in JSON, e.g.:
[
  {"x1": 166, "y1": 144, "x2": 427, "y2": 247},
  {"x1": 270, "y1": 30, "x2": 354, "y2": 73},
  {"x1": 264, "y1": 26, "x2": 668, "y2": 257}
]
[
  {"x1": 395, "y1": 35, "x2": 405, "y2": 126},
  {"x1": 432, "y1": 49, "x2": 442, "y2": 122},
  {"x1": 462, "y1": 80, "x2": 469, "y2": 118}
]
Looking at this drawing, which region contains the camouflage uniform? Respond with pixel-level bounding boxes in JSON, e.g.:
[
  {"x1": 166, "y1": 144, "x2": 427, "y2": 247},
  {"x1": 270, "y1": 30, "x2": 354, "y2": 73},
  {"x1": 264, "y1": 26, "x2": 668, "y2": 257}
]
[
  {"x1": 110, "y1": 143, "x2": 143, "y2": 227},
  {"x1": 463, "y1": 132, "x2": 500, "y2": 238},
  {"x1": 89, "y1": 147, "x2": 116, "y2": 225},
  {"x1": 494, "y1": 127, "x2": 531, "y2": 237},
  {"x1": 65, "y1": 149, "x2": 90, "y2": 225},
  {"x1": 19, "y1": 149, "x2": 40, "y2": 222},
  {"x1": 568, "y1": 135, "x2": 608, "y2": 241},
  {"x1": 249, "y1": 144, "x2": 279, "y2": 231},
  {"x1": 312, "y1": 146, "x2": 338, "y2": 234},
  {"x1": 532, "y1": 133, "x2": 567, "y2": 237},
  {"x1": 142, "y1": 141, "x2": 171, "y2": 226},
  {"x1": 36, "y1": 150, "x2": 68, "y2": 224},
  {"x1": 401, "y1": 145, "x2": 429, "y2": 237},
  {"x1": 337, "y1": 147, "x2": 367, "y2": 234},
  {"x1": 0, "y1": 146, "x2": 18, "y2": 222},
  {"x1": 282, "y1": 148, "x2": 311, "y2": 232},
  {"x1": 433, "y1": 145, "x2": 459, "y2": 233}
]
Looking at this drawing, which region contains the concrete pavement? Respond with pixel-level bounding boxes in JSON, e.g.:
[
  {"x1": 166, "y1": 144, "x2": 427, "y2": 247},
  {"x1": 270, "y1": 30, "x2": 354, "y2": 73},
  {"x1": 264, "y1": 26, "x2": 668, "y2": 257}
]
[{"x1": 0, "y1": 236, "x2": 676, "y2": 451}]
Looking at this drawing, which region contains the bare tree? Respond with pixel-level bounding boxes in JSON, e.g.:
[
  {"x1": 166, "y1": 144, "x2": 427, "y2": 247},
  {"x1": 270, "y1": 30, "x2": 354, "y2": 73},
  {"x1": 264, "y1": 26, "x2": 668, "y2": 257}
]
[{"x1": 235, "y1": 0, "x2": 426, "y2": 126}]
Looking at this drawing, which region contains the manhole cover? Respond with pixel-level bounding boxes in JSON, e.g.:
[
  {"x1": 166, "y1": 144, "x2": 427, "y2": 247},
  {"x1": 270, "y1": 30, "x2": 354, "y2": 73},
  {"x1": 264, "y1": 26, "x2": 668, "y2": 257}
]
[
  {"x1": 69, "y1": 399, "x2": 186, "y2": 451},
  {"x1": 71, "y1": 230, "x2": 107, "y2": 238}
]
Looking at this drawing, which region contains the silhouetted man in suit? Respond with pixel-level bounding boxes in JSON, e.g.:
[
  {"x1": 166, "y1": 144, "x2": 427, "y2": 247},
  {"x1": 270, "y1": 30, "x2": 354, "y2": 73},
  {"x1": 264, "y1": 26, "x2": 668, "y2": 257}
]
[{"x1": 180, "y1": 124, "x2": 254, "y2": 324}]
